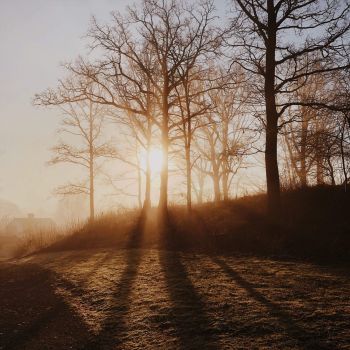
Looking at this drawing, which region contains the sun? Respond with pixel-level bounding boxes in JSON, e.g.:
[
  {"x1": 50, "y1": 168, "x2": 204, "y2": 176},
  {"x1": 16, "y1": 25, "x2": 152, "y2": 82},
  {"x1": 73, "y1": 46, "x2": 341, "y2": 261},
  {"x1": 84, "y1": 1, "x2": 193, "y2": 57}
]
[{"x1": 139, "y1": 148, "x2": 163, "y2": 173}]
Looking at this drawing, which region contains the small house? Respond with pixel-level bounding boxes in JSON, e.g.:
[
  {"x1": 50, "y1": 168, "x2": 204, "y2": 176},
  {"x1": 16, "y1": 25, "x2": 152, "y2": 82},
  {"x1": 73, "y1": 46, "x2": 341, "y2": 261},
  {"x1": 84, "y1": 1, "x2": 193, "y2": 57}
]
[{"x1": 6, "y1": 214, "x2": 56, "y2": 237}]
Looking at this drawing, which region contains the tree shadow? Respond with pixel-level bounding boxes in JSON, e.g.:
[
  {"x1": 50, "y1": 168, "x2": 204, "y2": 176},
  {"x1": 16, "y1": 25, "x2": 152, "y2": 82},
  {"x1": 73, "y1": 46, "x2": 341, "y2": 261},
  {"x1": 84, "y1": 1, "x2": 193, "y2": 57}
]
[
  {"x1": 52, "y1": 250, "x2": 117, "y2": 299},
  {"x1": 0, "y1": 263, "x2": 91, "y2": 350},
  {"x1": 81, "y1": 212, "x2": 146, "y2": 350},
  {"x1": 211, "y1": 256, "x2": 334, "y2": 350},
  {"x1": 158, "y1": 212, "x2": 219, "y2": 350},
  {"x1": 79, "y1": 250, "x2": 116, "y2": 282},
  {"x1": 155, "y1": 203, "x2": 276, "y2": 254}
]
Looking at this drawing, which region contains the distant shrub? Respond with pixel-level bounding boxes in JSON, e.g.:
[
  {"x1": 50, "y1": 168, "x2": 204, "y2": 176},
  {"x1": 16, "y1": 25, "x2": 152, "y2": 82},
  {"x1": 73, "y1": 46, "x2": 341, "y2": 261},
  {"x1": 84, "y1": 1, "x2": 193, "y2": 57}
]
[
  {"x1": 42, "y1": 209, "x2": 141, "y2": 252},
  {"x1": 12, "y1": 220, "x2": 84, "y2": 257}
]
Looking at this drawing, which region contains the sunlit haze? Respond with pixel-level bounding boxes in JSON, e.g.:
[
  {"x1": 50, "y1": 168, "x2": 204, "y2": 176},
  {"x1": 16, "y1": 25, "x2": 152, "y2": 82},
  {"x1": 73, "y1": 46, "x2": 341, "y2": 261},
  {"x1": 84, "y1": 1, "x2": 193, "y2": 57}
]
[
  {"x1": 1, "y1": 1, "x2": 349, "y2": 348},
  {"x1": 0, "y1": 0, "x2": 263, "y2": 223}
]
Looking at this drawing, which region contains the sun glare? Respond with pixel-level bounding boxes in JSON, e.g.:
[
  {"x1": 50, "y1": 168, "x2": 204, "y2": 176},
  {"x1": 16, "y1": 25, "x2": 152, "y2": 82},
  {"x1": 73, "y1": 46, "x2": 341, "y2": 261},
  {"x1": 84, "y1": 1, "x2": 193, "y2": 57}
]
[{"x1": 140, "y1": 148, "x2": 163, "y2": 173}]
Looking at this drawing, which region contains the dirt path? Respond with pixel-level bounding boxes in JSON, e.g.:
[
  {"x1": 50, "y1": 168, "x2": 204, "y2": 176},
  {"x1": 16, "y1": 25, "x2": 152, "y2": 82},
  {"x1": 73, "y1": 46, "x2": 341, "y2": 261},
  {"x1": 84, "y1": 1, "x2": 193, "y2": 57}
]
[{"x1": 0, "y1": 248, "x2": 349, "y2": 350}]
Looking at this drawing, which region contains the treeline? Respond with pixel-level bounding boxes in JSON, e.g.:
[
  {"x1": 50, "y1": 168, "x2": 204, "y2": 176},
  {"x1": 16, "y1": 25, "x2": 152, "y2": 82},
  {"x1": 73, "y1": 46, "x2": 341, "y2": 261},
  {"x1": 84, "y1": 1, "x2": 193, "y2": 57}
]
[{"x1": 35, "y1": 0, "x2": 350, "y2": 221}]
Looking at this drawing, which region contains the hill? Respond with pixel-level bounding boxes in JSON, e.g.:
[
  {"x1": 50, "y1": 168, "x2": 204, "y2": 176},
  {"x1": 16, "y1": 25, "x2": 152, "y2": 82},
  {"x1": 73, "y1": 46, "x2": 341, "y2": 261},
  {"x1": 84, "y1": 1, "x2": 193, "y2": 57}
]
[{"x1": 43, "y1": 185, "x2": 350, "y2": 263}]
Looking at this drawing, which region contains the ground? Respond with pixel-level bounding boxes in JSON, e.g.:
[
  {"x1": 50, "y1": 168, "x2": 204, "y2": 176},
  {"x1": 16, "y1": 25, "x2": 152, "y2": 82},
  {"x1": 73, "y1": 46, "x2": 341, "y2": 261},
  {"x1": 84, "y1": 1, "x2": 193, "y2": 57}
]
[{"x1": 0, "y1": 248, "x2": 349, "y2": 350}]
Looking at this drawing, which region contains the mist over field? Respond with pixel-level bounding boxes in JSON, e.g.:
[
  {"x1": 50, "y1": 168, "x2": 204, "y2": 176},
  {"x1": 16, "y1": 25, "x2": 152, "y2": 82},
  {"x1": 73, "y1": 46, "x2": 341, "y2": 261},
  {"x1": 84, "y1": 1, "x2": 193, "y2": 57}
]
[{"x1": 1, "y1": 0, "x2": 350, "y2": 349}]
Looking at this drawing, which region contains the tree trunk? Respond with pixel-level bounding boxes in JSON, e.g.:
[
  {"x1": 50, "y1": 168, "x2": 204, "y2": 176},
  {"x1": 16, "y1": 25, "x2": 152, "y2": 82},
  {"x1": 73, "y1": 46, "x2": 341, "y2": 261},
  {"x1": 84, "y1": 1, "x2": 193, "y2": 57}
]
[
  {"x1": 193, "y1": 170, "x2": 204, "y2": 204},
  {"x1": 265, "y1": 0, "x2": 281, "y2": 217},
  {"x1": 340, "y1": 117, "x2": 348, "y2": 192},
  {"x1": 299, "y1": 108, "x2": 308, "y2": 187},
  {"x1": 315, "y1": 121, "x2": 324, "y2": 185},
  {"x1": 222, "y1": 168, "x2": 229, "y2": 201},
  {"x1": 316, "y1": 157, "x2": 324, "y2": 185},
  {"x1": 143, "y1": 121, "x2": 152, "y2": 210},
  {"x1": 222, "y1": 115, "x2": 229, "y2": 201},
  {"x1": 315, "y1": 137, "x2": 324, "y2": 185},
  {"x1": 326, "y1": 156, "x2": 336, "y2": 186},
  {"x1": 184, "y1": 74, "x2": 192, "y2": 212},
  {"x1": 212, "y1": 166, "x2": 221, "y2": 202},
  {"x1": 265, "y1": 120, "x2": 280, "y2": 215},
  {"x1": 89, "y1": 101, "x2": 95, "y2": 223},
  {"x1": 185, "y1": 145, "x2": 192, "y2": 211},
  {"x1": 89, "y1": 161, "x2": 94, "y2": 222},
  {"x1": 137, "y1": 162, "x2": 142, "y2": 209},
  {"x1": 158, "y1": 86, "x2": 169, "y2": 214},
  {"x1": 159, "y1": 126, "x2": 169, "y2": 213},
  {"x1": 136, "y1": 141, "x2": 142, "y2": 209},
  {"x1": 143, "y1": 151, "x2": 151, "y2": 210},
  {"x1": 198, "y1": 179, "x2": 204, "y2": 204}
]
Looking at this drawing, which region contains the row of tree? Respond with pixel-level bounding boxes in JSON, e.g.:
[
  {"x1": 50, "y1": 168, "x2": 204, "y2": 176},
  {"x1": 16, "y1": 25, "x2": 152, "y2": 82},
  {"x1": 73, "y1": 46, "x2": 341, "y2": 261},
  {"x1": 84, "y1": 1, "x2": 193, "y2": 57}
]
[{"x1": 35, "y1": 0, "x2": 350, "y2": 221}]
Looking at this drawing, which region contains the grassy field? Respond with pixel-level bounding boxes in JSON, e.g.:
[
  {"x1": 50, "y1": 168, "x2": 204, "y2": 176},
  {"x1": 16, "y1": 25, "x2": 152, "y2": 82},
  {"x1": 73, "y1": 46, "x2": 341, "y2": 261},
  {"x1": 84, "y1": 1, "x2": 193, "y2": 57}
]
[
  {"x1": 1, "y1": 247, "x2": 349, "y2": 350},
  {"x1": 1, "y1": 186, "x2": 350, "y2": 349}
]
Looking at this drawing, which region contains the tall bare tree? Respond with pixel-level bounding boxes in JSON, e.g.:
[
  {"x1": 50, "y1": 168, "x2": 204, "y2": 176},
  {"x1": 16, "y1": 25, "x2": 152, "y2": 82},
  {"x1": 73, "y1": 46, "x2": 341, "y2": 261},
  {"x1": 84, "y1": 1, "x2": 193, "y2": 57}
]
[
  {"x1": 195, "y1": 116, "x2": 222, "y2": 202},
  {"x1": 210, "y1": 74, "x2": 252, "y2": 200},
  {"x1": 229, "y1": 0, "x2": 350, "y2": 217},
  {"x1": 35, "y1": 87, "x2": 115, "y2": 222},
  {"x1": 52, "y1": 0, "x2": 221, "y2": 215},
  {"x1": 173, "y1": 66, "x2": 217, "y2": 210},
  {"x1": 114, "y1": 107, "x2": 156, "y2": 210},
  {"x1": 194, "y1": 84, "x2": 252, "y2": 202},
  {"x1": 115, "y1": 0, "x2": 222, "y2": 213},
  {"x1": 282, "y1": 73, "x2": 326, "y2": 187}
]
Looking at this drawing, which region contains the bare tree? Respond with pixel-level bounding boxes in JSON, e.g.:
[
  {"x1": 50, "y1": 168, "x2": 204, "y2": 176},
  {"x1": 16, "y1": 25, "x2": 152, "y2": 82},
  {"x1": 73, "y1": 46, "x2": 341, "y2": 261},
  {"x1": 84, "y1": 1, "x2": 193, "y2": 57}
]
[
  {"x1": 281, "y1": 69, "x2": 350, "y2": 189},
  {"x1": 193, "y1": 75, "x2": 253, "y2": 202},
  {"x1": 228, "y1": 0, "x2": 350, "y2": 217},
  {"x1": 47, "y1": 0, "x2": 221, "y2": 215},
  {"x1": 282, "y1": 73, "x2": 326, "y2": 187},
  {"x1": 335, "y1": 72, "x2": 350, "y2": 190},
  {"x1": 192, "y1": 156, "x2": 210, "y2": 204},
  {"x1": 114, "y1": 106, "x2": 157, "y2": 210},
  {"x1": 40, "y1": 37, "x2": 159, "y2": 210},
  {"x1": 195, "y1": 116, "x2": 223, "y2": 202},
  {"x1": 173, "y1": 65, "x2": 217, "y2": 211},
  {"x1": 210, "y1": 74, "x2": 252, "y2": 200},
  {"x1": 117, "y1": 0, "x2": 222, "y2": 214},
  {"x1": 35, "y1": 88, "x2": 115, "y2": 222}
]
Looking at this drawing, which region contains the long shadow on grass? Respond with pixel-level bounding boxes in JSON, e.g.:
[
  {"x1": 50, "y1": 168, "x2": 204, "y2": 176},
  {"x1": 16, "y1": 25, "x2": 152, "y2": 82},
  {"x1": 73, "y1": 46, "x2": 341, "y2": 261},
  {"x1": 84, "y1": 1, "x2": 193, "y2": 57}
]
[
  {"x1": 82, "y1": 212, "x2": 146, "y2": 350},
  {"x1": 0, "y1": 264, "x2": 90, "y2": 350},
  {"x1": 212, "y1": 256, "x2": 333, "y2": 350},
  {"x1": 159, "y1": 212, "x2": 219, "y2": 350},
  {"x1": 54, "y1": 250, "x2": 117, "y2": 299},
  {"x1": 1, "y1": 251, "x2": 119, "y2": 349}
]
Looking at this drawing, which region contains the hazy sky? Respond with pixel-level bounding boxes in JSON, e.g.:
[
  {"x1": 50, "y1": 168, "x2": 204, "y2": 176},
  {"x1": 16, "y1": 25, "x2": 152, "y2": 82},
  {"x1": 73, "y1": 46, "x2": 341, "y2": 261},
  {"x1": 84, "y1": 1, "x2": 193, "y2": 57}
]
[
  {"x1": 0, "y1": 0, "x2": 132, "y2": 217},
  {"x1": 0, "y1": 0, "x2": 251, "y2": 220}
]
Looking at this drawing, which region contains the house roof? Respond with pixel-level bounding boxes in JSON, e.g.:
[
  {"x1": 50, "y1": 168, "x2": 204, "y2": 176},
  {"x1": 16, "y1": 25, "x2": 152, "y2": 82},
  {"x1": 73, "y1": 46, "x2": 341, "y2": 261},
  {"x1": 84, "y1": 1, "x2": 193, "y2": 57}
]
[
  {"x1": 6, "y1": 216, "x2": 56, "y2": 234},
  {"x1": 9, "y1": 218, "x2": 55, "y2": 226}
]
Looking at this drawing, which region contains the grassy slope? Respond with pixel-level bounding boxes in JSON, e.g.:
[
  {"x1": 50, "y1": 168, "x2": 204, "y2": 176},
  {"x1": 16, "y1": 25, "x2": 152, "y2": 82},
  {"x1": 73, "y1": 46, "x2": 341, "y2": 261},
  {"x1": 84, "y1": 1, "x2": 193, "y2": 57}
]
[{"x1": 45, "y1": 185, "x2": 350, "y2": 262}]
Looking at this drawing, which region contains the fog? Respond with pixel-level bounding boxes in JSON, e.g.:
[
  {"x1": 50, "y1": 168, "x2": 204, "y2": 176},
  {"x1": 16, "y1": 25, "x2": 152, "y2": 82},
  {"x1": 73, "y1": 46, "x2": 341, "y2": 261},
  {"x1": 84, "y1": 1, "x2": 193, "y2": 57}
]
[{"x1": 0, "y1": 0, "x2": 263, "y2": 225}]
